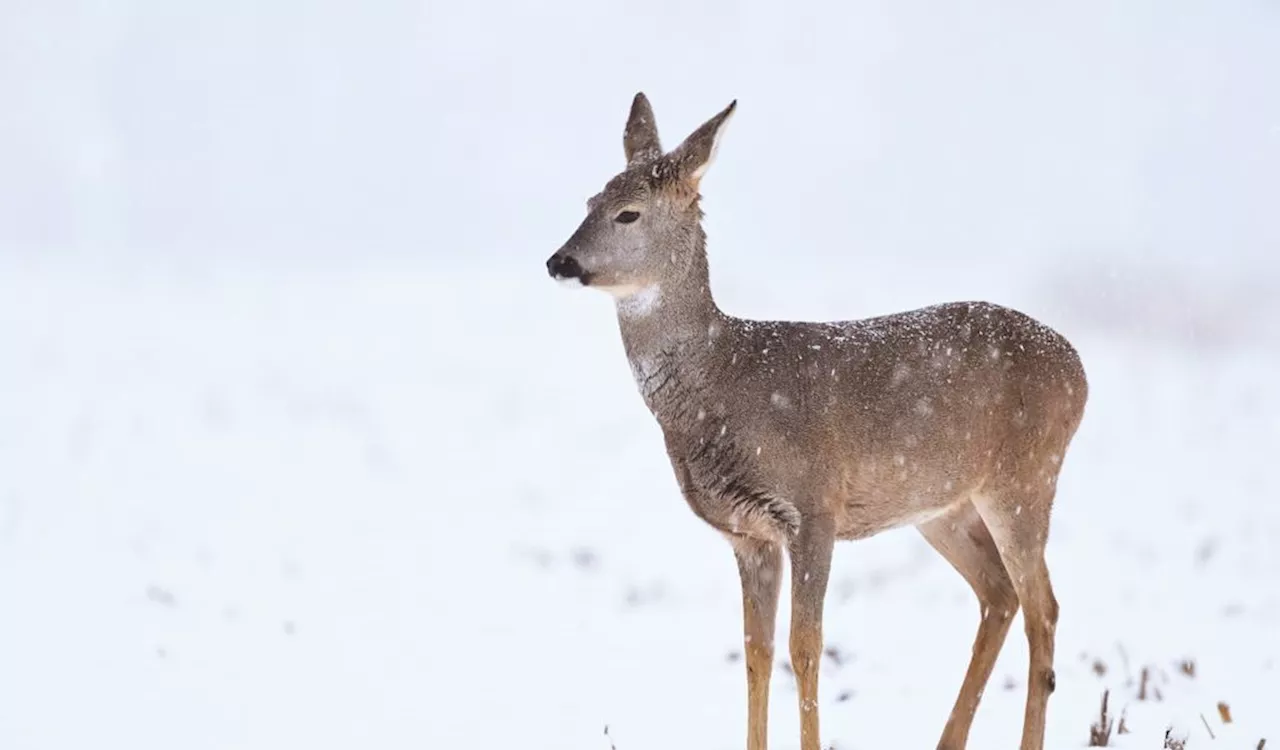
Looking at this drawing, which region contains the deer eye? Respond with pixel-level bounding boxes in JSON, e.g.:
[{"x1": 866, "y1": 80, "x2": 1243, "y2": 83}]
[{"x1": 615, "y1": 210, "x2": 640, "y2": 224}]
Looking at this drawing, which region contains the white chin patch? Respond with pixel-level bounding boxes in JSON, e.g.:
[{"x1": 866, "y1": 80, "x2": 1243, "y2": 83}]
[{"x1": 612, "y1": 284, "x2": 662, "y2": 317}]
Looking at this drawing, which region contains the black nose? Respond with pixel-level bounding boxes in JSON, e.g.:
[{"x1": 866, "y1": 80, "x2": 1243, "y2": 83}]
[{"x1": 546, "y1": 253, "x2": 583, "y2": 280}]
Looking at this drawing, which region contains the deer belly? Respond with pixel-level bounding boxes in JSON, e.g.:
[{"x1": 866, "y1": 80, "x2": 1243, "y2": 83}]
[
  {"x1": 835, "y1": 502, "x2": 956, "y2": 540},
  {"x1": 833, "y1": 463, "x2": 972, "y2": 541}
]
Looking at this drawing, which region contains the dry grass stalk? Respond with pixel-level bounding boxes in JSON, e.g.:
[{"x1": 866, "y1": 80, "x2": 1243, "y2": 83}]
[
  {"x1": 1201, "y1": 712, "x2": 1217, "y2": 740},
  {"x1": 1117, "y1": 706, "x2": 1130, "y2": 735},
  {"x1": 1164, "y1": 728, "x2": 1187, "y2": 750},
  {"x1": 604, "y1": 724, "x2": 617, "y2": 750},
  {"x1": 1217, "y1": 701, "x2": 1233, "y2": 724},
  {"x1": 1137, "y1": 665, "x2": 1166, "y2": 701},
  {"x1": 1089, "y1": 690, "x2": 1115, "y2": 747},
  {"x1": 1117, "y1": 643, "x2": 1133, "y2": 682}
]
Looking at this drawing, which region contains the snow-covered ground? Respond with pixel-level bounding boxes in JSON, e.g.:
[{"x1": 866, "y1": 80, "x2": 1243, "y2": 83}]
[
  {"x1": 2, "y1": 2, "x2": 1278, "y2": 748},
  {"x1": 1, "y1": 252, "x2": 1275, "y2": 749}
]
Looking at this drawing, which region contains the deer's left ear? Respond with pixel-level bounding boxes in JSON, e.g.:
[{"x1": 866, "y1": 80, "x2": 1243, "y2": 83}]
[{"x1": 668, "y1": 99, "x2": 737, "y2": 185}]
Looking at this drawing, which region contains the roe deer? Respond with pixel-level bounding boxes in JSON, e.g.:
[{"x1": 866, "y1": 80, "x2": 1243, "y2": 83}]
[{"x1": 545, "y1": 93, "x2": 1087, "y2": 750}]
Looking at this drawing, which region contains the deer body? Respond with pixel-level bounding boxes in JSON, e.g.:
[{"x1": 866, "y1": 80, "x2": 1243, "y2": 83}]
[
  {"x1": 547, "y1": 93, "x2": 1087, "y2": 750},
  {"x1": 622, "y1": 295, "x2": 1083, "y2": 545}
]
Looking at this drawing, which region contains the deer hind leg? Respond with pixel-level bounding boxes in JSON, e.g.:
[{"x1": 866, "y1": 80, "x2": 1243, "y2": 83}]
[
  {"x1": 787, "y1": 516, "x2": 835, "y2": 750},
  {"x1": 917, "y1": 502, "x2": 1019, "y2": 750},
  {"x1": 973, "y1": 487, "x2": 1060, "y2": 750},
  {"x1": 732, "y1": 537, "x2": 783, "y2": 750}
]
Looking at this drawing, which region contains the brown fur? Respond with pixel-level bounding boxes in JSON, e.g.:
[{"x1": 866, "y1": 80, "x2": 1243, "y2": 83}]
[{"x1": 547, "y1": 93, "x2": 1088, "y2": 750}]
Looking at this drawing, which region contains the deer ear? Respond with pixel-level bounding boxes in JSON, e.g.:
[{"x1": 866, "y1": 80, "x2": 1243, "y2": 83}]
[
  {"x1": 623, "y1": 92, "x2": 662, "y2": 167},
  {"x1": 669, "y1": 99, "x2": 737, "y2": 184}
]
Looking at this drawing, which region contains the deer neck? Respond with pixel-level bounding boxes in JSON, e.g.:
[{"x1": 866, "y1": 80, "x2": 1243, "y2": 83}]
[{"x1": 614, "y1": 230, "x2": 727, "y2": 428}]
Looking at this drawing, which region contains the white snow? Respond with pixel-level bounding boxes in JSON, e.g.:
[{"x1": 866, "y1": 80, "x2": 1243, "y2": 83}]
[{"x1": 2, "y1": 257, "x2": 1274, "y2": 750}]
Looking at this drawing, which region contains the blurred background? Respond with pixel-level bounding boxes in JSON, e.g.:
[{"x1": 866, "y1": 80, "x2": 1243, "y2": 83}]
[
  {"x1": 3, "y1": 0, "x2": 1278, "y2": 273},
  {"x1": 1, "y1": 1, "x2": 1277, "y2": 748}
]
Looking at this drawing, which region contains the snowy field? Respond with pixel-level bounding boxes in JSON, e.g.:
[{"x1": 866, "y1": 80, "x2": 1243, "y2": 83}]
[
  {"x1": 1, "y1": 255, "x2": 1276, "y2": 750},
  {"x1": 2, "y1": 1, "x2": 1279, "y2": 749}
]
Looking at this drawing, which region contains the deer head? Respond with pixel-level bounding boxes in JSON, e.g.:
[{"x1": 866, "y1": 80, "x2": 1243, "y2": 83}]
[{"x1": 545, "y1": 93, "x2": 736, "y2": 302}]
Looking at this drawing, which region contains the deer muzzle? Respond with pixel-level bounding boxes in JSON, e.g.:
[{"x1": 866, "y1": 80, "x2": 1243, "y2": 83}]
[{"x1": 546, "y1": 252, "x2": 586, "y2": 284}]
